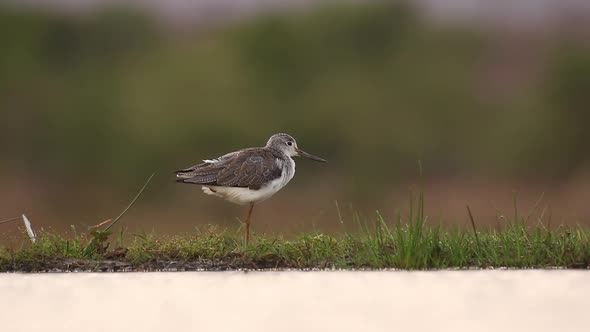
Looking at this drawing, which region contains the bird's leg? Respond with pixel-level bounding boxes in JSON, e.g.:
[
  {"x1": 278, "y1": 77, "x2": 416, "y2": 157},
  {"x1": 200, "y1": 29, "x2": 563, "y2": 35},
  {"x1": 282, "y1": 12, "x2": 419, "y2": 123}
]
[{"x1": 244, "y1": 203, "x2": 254, "y2": 245}]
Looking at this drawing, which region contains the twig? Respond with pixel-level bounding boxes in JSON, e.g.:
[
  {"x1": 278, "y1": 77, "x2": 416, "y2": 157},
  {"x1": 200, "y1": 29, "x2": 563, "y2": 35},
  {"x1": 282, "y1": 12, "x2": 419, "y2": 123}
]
[
  {"x1": 83, "y1": 173, "x2": 156, "y2": 255},
  {"x1": 524, "y1": 192, "x2": 545, "y2": 224},
  {"x1": 89, "y1": 219, "x2": 113, "y2": 230},
  {"x1": 103, "y1": 173, "x2": 156, "y2": 232},
  {"x1": 0, "y1": 217, "x2": 21, "y2": 225}
]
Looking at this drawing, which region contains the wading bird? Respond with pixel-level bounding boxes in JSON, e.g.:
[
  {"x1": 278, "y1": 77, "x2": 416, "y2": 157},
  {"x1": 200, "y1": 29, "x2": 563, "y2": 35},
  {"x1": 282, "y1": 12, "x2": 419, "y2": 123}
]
[{"x1": 175, "y1": 133, "x2": 326, "y2": 244}]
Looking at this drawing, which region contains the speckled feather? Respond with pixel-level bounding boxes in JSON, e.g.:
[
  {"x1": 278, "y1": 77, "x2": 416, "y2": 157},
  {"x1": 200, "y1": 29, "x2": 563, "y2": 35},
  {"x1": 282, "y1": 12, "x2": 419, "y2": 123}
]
[{"x1": 175, "y1": 148, "x2": 284, "y2": 189}]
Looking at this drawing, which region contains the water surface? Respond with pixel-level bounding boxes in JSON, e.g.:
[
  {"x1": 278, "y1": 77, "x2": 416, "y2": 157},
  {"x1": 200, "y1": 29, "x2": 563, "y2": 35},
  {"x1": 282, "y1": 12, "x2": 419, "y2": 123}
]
[{"x1": 1, "y1": 270, "x2": 588, "y2": 332}]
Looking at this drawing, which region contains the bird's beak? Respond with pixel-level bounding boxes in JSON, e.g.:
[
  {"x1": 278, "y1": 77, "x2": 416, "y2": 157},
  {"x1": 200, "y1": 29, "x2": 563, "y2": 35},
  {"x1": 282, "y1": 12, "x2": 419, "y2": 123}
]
[{"x1": 296, "y1": 148, "x2": 327, "y2": 163}]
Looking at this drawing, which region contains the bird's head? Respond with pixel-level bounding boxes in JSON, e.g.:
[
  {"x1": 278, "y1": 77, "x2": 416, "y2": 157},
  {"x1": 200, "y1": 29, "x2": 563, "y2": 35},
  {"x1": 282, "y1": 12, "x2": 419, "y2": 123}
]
[{"x1": 266, "y1": 133, "x2": 327, "y2": 162}]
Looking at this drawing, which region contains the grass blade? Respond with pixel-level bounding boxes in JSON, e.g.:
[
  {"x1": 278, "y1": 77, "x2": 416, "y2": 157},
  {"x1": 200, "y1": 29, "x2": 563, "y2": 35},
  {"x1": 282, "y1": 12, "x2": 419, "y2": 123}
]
[
  {"x1": 82, "y1": 173, "x2": 155, "y2": 256},
  {"x1": 466, "y1": 205, "x2": 481, "y2": 248},
  {"x1": 104, "y1": 172, "x2": 155, "y2": 232},
  {"x1": 0, "y1": 217, "x2": 21, "y2": 225}
]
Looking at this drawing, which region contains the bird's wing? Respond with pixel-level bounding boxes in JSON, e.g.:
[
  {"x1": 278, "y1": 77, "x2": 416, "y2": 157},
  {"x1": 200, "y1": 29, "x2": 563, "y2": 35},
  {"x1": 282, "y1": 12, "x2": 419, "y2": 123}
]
[
  {"x1": 216, "y1": 150, "x2": 283, "y2": 189},
  {"x1": 176, "y1": 149, "x2": 282, "y2": 189}
]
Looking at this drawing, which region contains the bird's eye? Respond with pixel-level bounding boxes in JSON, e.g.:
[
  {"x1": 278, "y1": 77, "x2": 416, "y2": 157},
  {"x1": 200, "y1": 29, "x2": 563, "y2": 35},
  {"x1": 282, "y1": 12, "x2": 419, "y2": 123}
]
[{"x1": 287, "y1": 141, "x2": 293, "y2": 146}]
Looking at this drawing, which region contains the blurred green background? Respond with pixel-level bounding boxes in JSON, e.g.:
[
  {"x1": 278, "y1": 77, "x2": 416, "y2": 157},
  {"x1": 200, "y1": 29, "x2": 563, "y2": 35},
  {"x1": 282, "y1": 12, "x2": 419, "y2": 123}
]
[{"x1": 1, "y1": 1, "x2": 590, "y2": 238}]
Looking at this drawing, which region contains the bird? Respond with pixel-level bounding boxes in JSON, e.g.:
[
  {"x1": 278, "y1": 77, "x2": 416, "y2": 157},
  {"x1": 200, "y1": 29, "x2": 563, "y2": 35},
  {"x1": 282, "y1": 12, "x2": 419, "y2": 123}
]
[{"x1": 175, "y1": 133, "x2": 326, "y2": 244}]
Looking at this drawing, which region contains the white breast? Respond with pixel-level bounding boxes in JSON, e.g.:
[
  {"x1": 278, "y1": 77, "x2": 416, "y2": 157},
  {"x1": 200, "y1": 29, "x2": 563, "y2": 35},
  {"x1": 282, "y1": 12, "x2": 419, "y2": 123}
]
[{"x1": 202, "y1": 157, "x2": 296, "y2": 205}]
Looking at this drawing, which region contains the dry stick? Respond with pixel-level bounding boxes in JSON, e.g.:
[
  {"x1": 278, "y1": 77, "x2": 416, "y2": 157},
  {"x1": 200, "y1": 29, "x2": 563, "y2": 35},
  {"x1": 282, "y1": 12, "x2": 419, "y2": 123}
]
[
  {"x1": 83, "y1": 173, "x2": 156, "y2": 254},
  {"x1": 103, "y1": 173, "x2": 156, "y2": 233},
  {"x1": 0, "y1": 217, "x2": 21, "y2": 225},
  {"x1": 537, "y1": 205, "x2": 548, "y2": 229},
  {"x1": 89, "y1": 219, "x2": 113, "y2": 230},
  {"x1": 524, "y1": 192, "x2": 545, "y2": 224},
  {"x1": 1, "y1": 215, "x2": 36, "y2": 242}
]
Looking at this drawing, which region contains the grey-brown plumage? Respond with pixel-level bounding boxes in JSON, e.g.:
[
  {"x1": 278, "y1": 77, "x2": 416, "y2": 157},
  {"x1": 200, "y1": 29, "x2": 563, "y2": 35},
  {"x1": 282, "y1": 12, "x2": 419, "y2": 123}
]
[
  {"x1": 175, "y1": 133, "x2": 326, "y2": 244},
  {"x1": 175, "y1": 148, "x2": 283, "y2": 190}
]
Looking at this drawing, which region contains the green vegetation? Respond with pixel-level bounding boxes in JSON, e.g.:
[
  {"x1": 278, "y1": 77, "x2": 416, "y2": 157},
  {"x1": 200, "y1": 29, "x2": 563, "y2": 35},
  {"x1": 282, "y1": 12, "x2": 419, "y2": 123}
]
[
  {"x1": 2, "y1": 3, "x2": 590, "y2": 190},
  {"x1": 2, "y1": 194, "x2": 589, "y2": 272}
]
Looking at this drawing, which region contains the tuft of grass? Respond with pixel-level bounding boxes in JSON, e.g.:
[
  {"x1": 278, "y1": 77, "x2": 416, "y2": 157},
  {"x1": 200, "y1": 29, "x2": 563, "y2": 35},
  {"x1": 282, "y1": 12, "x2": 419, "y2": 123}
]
[
  {"x1": 1, "y1": 186, "x2": 589, "y2": 271},
  {"x1": 1, "y1": 215, "x2": 589, "y2": 272}
]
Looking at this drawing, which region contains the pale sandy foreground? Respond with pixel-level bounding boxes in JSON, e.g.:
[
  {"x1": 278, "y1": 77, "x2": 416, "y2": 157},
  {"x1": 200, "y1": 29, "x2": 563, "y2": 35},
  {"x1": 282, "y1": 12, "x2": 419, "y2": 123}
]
[{"x1": 1, "y1": 270, "x2": 588, "y2": 332}]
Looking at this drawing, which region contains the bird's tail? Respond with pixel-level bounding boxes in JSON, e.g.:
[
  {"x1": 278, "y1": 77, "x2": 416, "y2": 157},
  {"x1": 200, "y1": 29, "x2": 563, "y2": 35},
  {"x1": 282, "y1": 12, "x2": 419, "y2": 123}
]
[{"x1": 174, "y1": 167, "x2": 197, "y2": 179}]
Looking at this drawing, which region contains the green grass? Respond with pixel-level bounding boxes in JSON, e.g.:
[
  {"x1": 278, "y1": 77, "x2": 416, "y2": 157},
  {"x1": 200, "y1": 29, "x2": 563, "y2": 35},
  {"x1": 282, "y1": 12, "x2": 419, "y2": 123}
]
[{"x1": 2, "y1": 197, "x2": 589, "y2": 272}]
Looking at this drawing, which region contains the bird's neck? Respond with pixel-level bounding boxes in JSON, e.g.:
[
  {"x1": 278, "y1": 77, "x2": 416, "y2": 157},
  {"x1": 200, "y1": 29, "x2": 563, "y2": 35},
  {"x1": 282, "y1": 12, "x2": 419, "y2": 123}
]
[{"x1": 266, "y1": 146, "x2": 290, "y2": 160}]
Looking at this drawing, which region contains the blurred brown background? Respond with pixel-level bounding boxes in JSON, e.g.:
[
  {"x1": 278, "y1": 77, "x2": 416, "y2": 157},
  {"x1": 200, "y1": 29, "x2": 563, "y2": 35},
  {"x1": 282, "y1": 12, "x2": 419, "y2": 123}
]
[{"x1": 1, "y1": 0, "x2": 590, "y2": 240}]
